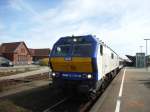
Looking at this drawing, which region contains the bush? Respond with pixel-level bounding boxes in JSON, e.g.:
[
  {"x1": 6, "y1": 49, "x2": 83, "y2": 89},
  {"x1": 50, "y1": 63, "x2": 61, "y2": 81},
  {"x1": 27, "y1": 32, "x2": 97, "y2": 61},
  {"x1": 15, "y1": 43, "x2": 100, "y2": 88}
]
[{"x1": 39, "y1": 58, "x2": 49, "y2": 66}]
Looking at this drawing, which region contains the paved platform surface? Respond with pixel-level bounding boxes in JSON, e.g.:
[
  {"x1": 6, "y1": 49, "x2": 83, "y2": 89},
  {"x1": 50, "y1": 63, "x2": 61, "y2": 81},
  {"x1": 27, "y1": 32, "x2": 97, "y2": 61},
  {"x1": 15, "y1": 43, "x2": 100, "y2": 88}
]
[{"x1": 90, "y1": 67, "x2": 150, "y2": 112}]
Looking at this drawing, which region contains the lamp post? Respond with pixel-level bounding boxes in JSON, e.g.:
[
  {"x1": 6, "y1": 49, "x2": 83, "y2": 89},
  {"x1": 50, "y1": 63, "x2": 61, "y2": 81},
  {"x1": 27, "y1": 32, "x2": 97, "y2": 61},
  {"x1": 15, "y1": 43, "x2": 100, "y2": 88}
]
[
  {"x1": 139, "y1": 46, "x2": 143, "y2": 53},
  {"x1": 144, "y1": 39, "x2": 150, "y2": 67}
]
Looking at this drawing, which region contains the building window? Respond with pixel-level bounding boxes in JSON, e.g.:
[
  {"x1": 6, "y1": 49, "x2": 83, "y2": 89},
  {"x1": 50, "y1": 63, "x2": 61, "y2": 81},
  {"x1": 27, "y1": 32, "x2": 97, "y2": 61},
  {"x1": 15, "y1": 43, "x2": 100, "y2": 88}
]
[
  {"x1": 111, "y1": 53, "x2": 114, "y2": 59},
  {"x1": 21, "y1": 49, "x2": 25, "y2": 53},
  {"x1": 100, "y1": 45, "x2": 103, "y2": 56}
]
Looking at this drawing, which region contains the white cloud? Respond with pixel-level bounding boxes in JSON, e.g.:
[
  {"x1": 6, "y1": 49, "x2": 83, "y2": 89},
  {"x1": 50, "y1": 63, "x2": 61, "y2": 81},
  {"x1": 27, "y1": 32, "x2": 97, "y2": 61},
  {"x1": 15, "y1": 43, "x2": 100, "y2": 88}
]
[
  {"x1": 2, "y1": 0, "x2": 150, "y2": 58},
  {"x1": 9, "y1": 0, "x2": 40, "y2": 17}
]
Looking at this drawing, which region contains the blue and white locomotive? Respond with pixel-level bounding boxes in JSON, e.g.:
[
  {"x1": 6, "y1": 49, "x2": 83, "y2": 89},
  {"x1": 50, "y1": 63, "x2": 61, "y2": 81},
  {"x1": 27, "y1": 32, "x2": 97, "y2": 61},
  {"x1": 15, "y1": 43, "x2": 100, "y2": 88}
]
[{"x1": 49, "y1": 35, "x2": 123, "y2": 93}]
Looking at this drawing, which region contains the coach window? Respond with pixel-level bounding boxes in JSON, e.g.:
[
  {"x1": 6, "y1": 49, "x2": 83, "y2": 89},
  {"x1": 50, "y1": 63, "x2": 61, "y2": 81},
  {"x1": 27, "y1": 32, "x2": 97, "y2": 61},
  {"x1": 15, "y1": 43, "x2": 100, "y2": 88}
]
[
  {"x1": 100, "y1": 45, "x2": 103, "y2": 56},
  {"x1": 111, "y1": 53, "x2": 114, "y2": 59}
]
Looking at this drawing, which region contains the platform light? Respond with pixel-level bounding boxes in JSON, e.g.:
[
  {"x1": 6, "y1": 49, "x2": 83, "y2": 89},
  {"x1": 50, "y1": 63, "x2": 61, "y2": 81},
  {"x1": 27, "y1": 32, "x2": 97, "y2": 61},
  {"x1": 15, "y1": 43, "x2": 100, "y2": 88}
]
[{"x1": 144, "y1": 38, "x2": 150, "y2": 67}]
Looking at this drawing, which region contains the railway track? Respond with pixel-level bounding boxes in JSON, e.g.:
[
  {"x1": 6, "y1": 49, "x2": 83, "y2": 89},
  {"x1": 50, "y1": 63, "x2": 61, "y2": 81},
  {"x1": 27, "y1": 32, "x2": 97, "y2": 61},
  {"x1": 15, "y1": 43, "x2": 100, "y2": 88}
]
[
  {"x1": 42, "y1": 73, "x2": 116, "y2": 112},
  {"x1": 42, "y1": 96, "x2": 84, "y2": 112},
  {"x1": 43, "y1": 96, "x2": 71, "y2": 112},
  {"x1": 1, "y1": 69, "x2": 121, "y2": 112},
  {"x1": 42, "y1": 90, "x2": 104, "y2": 112}
]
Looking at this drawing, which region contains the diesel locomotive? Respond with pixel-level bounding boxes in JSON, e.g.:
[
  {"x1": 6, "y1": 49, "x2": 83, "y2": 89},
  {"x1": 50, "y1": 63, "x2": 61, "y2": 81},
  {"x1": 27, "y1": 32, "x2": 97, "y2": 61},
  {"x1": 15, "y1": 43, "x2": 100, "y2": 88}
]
[{"x1": 49, "y1": 35, "x2": 123, "y2": 94}]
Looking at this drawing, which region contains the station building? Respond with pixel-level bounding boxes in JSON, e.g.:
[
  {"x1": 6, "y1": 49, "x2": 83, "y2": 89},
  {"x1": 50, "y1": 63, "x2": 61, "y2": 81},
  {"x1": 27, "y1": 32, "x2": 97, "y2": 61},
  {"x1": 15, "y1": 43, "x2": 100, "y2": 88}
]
[
  {"x1": 0, "y1": 41, "x2": 50, "y2": 65},
  {"x1": 136, "y1": 53, "x2": 145, "y2": 68},
  {"x1": 0, "y1": 42, "x2": 32, "y2": 65},
  {"x1": 126, "y1": 54, "x2": 150, "y2": 67},
  {"x1": 29, "y1": 48, "x2": 50, "y2": 61}
]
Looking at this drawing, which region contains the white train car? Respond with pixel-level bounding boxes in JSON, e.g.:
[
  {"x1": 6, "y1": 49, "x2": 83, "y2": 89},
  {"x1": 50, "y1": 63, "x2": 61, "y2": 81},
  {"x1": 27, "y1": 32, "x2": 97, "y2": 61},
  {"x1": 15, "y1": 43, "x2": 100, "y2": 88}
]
[{"x1": 95, "y1": 40, "x2": 120, "y2": 91}]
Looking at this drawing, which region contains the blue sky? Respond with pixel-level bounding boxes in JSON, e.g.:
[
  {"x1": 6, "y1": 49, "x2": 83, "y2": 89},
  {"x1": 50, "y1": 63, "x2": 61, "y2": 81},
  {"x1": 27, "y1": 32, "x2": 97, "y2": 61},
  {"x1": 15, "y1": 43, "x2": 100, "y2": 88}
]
[{"x1": 0, "y1": 0, "x2": 150, "y2": 58}]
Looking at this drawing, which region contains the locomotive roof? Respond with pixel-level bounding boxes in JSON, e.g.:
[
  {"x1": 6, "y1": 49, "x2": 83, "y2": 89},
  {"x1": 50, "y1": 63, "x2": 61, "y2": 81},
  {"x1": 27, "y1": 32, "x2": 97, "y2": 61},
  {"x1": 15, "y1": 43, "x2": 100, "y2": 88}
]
[
  {"x1": 96, "y1": 37, "x2": 119, "y2": 57},
  {"x1": 54, "y1": 35, "x2": 121, "y2": 58},
  {"x1": 55, "y1": 35, "x2": 98, "y2": 45}
]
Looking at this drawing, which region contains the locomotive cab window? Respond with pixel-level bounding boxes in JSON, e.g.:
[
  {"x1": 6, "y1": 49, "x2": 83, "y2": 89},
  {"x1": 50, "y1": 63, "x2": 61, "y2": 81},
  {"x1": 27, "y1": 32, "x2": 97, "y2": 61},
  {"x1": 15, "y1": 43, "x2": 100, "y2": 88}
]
[
  {"x1": 111, "y1": 53, "x2": 114, "y2": 59},
  {"x1": 73, "y1": 44, "x2": 92, "y2": 57},
  {"x1": 52, "y1": 45, "x2": 71, "y2": 56},
  {"x1": 100, "y1": 45, "x2": 103, "y2": 56}
]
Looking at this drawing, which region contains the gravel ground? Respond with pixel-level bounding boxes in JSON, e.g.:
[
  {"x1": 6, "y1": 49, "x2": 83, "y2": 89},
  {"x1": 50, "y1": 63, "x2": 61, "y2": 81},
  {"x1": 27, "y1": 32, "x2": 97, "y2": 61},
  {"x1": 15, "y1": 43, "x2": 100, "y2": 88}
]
[
  {"x1": 0, "y1": 100, "x2": 31, "y2": 112},
  {"x1": 0, "y1": 73, "x2": 50, "y2": 92},
  {"x1": 1, "y1": 85, "x2": 66, "y2": 112}
]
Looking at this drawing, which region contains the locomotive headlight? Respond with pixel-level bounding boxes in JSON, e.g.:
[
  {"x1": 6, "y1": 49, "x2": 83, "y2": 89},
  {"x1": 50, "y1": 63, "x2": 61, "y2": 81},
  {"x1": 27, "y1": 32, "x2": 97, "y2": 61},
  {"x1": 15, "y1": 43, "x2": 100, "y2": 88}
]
[
  {"x1": 87, "y1": 74, "x2": 92, "y2": 79},
  {"x1": 73, "y1": 38, "x2": 77, "y2": 42},
  {"x1": 52, "y1": 73, "x2": 56, "y2": 77}
]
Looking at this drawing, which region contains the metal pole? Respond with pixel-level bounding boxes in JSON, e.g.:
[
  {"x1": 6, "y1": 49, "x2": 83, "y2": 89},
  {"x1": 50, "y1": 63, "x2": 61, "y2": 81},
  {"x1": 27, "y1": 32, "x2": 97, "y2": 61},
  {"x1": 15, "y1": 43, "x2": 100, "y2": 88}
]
[
  {"x1": 144, "y1": 39, "x2": 150, "y2": 67},
  {"x1": 139, "y1": 46, "x2": 143, "y2": 53},
  {"x1": 146, "y1": 40, "x2": 147, "y2": 67},
  {"x1": 146, "y1": 40, "x2": 147, "y2": 53}
]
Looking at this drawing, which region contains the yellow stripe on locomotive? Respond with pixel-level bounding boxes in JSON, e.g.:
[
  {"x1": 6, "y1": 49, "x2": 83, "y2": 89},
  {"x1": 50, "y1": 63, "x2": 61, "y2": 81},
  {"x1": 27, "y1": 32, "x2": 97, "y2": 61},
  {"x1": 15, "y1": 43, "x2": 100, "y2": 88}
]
[{"x1": 50, "y1": 57, "x2": 93, "y2": 73}]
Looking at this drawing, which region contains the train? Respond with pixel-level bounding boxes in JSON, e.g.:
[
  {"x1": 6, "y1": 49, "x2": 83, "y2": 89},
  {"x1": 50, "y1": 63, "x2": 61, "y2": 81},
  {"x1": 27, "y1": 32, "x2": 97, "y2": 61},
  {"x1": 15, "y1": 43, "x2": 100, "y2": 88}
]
[{"x1": 49, "y1": 35, "x2": 124, "y2": 94}]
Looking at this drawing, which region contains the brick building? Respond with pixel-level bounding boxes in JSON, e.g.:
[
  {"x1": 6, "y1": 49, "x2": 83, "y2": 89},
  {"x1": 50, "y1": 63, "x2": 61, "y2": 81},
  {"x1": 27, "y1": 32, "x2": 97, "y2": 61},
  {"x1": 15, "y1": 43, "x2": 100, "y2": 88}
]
[
  {"x1": 0, "y1": 42, "x2": 32, "y2": 65},
  {"x1": 29, "y1": 48, "x2": 50, "y2": 61}
]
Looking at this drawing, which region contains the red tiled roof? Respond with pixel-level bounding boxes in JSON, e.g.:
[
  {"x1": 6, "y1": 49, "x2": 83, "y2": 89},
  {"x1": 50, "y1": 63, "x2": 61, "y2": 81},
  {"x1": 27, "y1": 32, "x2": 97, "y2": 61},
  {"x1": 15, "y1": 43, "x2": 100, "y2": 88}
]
[
  {"x1": 0, "y1": 42, "x2": 22, "y2": 53},
  {"x1": 29, "y1": 48, "x2": 50, "y2": 56}
]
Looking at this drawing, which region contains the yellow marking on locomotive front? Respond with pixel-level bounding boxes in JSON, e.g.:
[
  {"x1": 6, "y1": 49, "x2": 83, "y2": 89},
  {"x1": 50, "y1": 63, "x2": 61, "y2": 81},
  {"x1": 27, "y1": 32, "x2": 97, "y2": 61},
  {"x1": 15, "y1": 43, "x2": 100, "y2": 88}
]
[{"x1": 50, "y1": 57, "x2": 93, "y2": 73}]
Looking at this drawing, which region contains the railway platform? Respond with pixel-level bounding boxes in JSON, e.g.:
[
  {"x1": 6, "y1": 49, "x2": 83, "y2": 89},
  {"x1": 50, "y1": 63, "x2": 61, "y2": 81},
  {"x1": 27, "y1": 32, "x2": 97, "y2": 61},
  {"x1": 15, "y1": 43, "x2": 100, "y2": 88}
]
[{"x1": 90, "y1": 67, "x2": 150, "y2": 112}]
